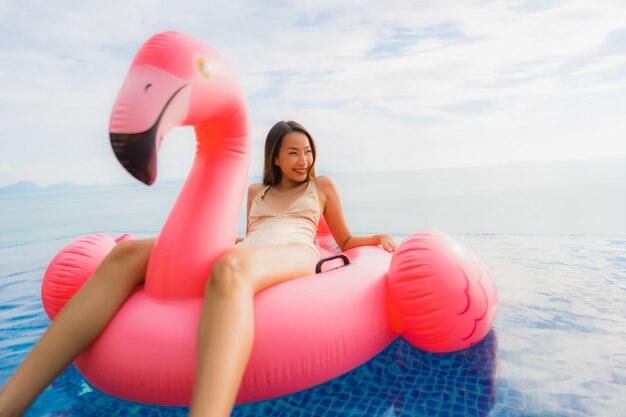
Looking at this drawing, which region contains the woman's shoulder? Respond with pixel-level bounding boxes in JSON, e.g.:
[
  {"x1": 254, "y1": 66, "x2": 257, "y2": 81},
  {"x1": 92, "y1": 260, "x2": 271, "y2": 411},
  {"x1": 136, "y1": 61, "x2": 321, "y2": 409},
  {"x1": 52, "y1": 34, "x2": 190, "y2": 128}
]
[
  {"x1": 313, "y1": 175, "x2": 336, "y2": 191},
  {"x1": 312, "y1": 176, "x2": 339, "y2": 204},
  {"x1": 247, "y1": 182, "x2": 267, "y2": 200}
]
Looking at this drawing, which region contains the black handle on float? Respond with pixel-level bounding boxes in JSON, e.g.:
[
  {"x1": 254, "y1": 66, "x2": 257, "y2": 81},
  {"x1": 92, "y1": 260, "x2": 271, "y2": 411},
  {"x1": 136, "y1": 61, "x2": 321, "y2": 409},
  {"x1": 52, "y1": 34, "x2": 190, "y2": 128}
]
[{"x1": 315, "y1": 254, "x2": 350, "y2": 274}]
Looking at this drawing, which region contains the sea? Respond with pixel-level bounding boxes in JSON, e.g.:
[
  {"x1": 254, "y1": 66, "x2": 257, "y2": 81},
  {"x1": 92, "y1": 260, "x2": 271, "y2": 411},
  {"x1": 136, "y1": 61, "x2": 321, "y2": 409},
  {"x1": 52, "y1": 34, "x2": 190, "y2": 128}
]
[{"x1": 1, "y1": 159, "x2": 625, "y2": 416}]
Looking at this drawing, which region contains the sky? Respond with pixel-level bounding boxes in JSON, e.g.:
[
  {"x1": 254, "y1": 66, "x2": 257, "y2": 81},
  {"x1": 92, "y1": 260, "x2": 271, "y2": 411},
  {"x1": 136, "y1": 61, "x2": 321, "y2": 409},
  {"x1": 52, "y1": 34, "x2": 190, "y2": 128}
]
[{"x1": 0, "y1": 0, "x2": 625, "y2": 187}]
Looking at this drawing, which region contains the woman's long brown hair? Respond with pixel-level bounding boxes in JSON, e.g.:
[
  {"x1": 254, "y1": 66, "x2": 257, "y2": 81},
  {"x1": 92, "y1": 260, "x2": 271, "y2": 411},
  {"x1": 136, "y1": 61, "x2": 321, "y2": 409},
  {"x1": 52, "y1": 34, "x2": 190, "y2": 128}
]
[{"x1": 262, "y1": 121, "x2": 317, "y2": 186}]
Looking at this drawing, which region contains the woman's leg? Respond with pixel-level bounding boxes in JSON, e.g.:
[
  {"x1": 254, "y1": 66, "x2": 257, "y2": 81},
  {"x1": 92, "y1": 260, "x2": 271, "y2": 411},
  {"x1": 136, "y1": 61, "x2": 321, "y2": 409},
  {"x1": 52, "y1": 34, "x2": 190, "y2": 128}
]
[
  {"x1": 0, "y1": 238, "x2": 156, "y2": 417},
  {"x1": 189, "y1": 244, "x2": 318, "y2": 417}
]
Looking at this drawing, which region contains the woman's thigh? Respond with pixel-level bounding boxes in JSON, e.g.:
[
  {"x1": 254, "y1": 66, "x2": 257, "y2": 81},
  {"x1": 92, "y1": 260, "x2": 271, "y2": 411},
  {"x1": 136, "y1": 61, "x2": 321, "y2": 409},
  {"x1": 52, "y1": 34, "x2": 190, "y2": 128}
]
[
  {"x1": 108, "y1": 237, "x2": 156, "y2": 265},
  {"x1": 224, "y1": 244, "x2": 319, "y2": 294},
  {"x1": 102, "y1": 237, "x2": 156, "y2": 286}
]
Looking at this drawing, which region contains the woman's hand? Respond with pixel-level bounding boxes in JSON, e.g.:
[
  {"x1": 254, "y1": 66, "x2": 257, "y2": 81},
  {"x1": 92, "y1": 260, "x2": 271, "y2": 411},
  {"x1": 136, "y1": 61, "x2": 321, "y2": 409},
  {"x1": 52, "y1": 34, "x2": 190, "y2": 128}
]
[{"x1": 376, "y1": 234, "x2": 397, "y2": 253}]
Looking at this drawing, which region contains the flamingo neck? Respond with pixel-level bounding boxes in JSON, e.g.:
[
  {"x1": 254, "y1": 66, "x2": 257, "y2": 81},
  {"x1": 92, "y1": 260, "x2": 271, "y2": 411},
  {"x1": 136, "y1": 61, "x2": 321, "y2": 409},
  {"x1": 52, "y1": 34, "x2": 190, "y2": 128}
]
[{"x1": 144, "y1": 107, "x2": 250, "y2": 300}]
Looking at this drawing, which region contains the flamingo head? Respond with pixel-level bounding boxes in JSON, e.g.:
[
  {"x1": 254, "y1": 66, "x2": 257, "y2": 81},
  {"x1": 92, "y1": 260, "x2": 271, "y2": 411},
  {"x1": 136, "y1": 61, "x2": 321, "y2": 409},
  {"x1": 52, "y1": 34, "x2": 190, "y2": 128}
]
[{"x1": 109, "y1": 31, "x2": 245, "y2": 185}]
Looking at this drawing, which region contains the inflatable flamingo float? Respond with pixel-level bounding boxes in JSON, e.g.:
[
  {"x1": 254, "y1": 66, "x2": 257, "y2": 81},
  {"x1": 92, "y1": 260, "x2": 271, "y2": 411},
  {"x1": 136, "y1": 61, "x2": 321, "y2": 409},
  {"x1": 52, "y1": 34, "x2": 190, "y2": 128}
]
[{"x1": 41, "y1": 31, "x2": 498, "y2": 406}]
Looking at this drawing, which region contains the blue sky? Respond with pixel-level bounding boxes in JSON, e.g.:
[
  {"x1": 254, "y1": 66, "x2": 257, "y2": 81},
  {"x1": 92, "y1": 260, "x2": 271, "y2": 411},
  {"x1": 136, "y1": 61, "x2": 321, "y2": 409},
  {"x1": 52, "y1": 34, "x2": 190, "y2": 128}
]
[{"x1": 1, "y1": 0, "x2": 625, "y2": 186}]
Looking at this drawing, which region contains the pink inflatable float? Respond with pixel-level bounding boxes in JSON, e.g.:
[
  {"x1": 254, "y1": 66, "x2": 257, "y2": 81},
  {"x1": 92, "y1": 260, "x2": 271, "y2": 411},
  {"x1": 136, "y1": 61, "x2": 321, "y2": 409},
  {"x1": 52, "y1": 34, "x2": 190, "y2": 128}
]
[{"x1": 41, "y1": 31, "x2": 498, "y2": 406}]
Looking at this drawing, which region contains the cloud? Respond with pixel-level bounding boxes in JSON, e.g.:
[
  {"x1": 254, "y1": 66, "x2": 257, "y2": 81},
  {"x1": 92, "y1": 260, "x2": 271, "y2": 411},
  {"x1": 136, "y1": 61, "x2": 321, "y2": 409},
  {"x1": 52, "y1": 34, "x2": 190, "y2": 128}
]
[{"x1": 0, "y1": 0, "x2": 625, "y2": 186}]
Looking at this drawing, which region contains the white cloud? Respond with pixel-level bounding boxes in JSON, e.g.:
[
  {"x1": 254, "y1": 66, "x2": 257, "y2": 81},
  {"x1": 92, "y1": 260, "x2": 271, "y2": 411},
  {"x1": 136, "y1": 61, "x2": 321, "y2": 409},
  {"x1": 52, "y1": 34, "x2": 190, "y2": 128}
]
[{"x1": 1, "y1": 0, "x2": 625, "y2": 186}]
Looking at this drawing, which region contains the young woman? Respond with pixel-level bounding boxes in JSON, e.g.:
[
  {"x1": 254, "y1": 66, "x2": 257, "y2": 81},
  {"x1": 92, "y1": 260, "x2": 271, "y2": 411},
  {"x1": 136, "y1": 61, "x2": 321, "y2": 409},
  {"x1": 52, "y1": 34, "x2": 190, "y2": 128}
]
[{"x1": 0, "y1": 120, "x2": 397, "y2": 417}]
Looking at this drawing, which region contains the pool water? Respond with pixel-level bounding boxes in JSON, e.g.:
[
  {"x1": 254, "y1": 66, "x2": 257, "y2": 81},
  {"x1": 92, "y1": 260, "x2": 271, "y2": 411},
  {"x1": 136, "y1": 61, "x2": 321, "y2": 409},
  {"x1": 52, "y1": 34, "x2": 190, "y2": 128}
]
[{"x1": 1, "y1": 233, "x2": 624, "y2": 416}]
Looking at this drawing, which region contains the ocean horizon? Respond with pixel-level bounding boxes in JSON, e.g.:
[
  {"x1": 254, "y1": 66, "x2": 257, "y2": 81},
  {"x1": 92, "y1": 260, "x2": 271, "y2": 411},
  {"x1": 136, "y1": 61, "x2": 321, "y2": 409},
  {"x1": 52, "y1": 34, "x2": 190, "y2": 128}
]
[{"x1": 1, "y1": 158, "x2": 624, "y2": 249}]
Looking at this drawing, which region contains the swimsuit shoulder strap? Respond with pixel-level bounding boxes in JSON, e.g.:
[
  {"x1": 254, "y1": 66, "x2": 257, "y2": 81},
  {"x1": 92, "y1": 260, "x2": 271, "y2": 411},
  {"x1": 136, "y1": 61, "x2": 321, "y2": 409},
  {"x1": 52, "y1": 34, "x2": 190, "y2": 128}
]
[
  {"x1": 255, "y1": 184, "x2": 271, "y2": 200},
  {"x1": 302, "y1": 179, "x2": 321, "y2": 215}
]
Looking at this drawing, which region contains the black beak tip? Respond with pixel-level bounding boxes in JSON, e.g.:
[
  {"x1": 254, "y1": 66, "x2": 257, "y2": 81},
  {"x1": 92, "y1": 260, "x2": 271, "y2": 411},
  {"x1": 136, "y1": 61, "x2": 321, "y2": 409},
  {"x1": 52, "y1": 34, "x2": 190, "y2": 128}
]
[
  {"x1": 133, "y1": 169, "x2": 156, "y2": 186},
  {"x1": 110, "y1": 131, "x2": 157, "y2": 186}
]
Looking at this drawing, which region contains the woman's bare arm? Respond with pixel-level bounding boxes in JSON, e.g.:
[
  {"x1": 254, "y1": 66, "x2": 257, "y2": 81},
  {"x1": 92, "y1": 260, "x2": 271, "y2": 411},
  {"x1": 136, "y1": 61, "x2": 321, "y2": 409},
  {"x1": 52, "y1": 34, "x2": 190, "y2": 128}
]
[{"x1": 316, "y1": 176, "x2": 396, "y2": 252}]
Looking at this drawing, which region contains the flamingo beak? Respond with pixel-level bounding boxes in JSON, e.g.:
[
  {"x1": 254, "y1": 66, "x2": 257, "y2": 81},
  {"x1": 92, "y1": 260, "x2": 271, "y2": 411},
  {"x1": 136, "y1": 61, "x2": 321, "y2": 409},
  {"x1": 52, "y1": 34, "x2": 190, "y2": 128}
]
[{"x1": 109, "y1": 77, "x2": 190, "y2": 186}]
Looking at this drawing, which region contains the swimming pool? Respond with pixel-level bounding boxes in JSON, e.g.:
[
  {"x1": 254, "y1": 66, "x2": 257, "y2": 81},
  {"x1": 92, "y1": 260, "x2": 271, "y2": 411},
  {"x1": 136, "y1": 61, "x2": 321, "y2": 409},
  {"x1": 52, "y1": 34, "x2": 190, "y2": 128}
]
[{"x1": 1, "y1": 233, "x2": 624, "y2": 416}]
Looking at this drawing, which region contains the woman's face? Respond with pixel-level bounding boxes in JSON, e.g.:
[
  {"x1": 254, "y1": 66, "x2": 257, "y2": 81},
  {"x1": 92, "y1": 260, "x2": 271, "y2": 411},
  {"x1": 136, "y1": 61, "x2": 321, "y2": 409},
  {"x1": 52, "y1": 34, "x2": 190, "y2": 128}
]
[{"x1": 274, "y1": 131, "x2": 314, "y2": 184}]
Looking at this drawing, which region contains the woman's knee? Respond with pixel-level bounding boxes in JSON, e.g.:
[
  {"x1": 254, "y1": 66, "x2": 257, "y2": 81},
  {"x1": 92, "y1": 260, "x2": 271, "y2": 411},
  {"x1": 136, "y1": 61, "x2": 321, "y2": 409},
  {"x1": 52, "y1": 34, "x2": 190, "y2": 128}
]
[
  {"x1": 107, "y1": 239, "x2": 152, "y2": 264},
  {"x1": 208, "y1": 251, "x2": 252, "y2": 296},
  {"x1": 100, "y1": 239, "x2": 153, "y2": 285}
]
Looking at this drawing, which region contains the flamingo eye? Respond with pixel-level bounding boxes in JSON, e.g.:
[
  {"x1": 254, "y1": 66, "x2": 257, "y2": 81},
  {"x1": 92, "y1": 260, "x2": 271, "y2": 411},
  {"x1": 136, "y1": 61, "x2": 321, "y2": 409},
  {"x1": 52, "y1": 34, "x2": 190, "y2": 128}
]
[{"x1": 196, "y1": 57, "x2": 212, "y2": 80}]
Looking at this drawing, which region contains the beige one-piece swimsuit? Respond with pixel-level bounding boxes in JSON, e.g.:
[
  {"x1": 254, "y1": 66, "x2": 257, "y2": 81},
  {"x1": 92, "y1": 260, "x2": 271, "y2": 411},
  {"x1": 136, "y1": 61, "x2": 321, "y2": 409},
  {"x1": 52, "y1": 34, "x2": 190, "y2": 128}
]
[{"x1": 236, "y1": 180, "x2": 321, "y2": 257}]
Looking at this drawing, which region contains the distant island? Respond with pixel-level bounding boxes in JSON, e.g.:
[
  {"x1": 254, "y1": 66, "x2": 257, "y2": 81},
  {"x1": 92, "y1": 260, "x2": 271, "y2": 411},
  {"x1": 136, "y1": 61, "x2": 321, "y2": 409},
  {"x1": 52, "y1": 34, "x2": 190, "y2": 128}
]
[
  {"x1": 0, "y1": 181, "x2": 86, "y2": 195},
  {"x1": 0, "y1": 175, "x2": 272, "y2": 195},
  {"x1": 0, "y1": 179, "x2": 190, "y2": 195}
]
